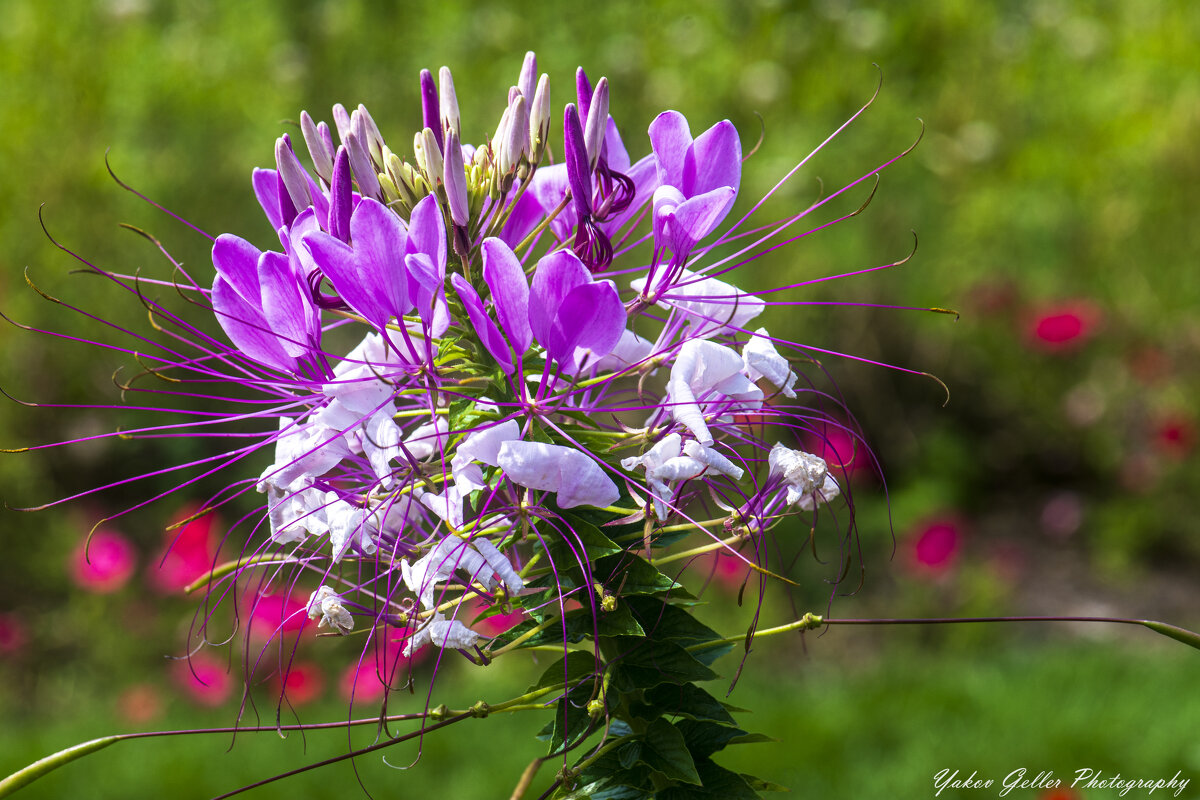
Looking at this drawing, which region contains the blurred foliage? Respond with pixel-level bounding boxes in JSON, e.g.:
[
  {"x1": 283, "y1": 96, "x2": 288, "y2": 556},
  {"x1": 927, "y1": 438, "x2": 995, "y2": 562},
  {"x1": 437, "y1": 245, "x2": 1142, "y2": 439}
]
[{"x1": 2, "y1": 0, "x2": 1199, "y2": 796}]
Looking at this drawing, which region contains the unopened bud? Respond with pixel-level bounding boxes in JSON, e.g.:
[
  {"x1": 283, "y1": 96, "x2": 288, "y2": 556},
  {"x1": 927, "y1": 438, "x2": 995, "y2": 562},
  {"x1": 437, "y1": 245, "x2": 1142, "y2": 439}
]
[
  {"x1": 502, "y1": 95, "x2": 529, "y2": 176},
  {"x1": 439, "y1": 66, "x2": 460, "y2": 139},
  {"x1": 300, "y1": 110, "x2": 334, "y2": 184},
  {"x1": 344, "y1": 127, "x2": 381, "y2": 201},
  {"x1": 419, "y1": 69, "x2": 442, "y2": 151},
  {"x1": 443, "y1": 129, "x2": 469, "y2": 227},
  {"x1": 356, "y1": 104, "x2": 385, "y2": 166},
  {"x1": 576, "y1": 67, "x2": 593, "y2": 121},
  {"x1": 518, "y1": 51, "x2": 536, "y2": 102},
  {"x1": 584, "y1": 77, "x2": 609, "y2": 170},
  {"x1": 328, "y1": 146, "x2": 352, "y2": 243},
  {"x1": 275, "y1": 135, "x2": 312, "y2": 215},
  {"x1": 331, "y1": 103, "x2": 352, "y2": 145},
  {"x1": 421, "y1": 127, "x2": 444, "y2": 188},
  {"x1": 529, "y1": 74, "x2": 551, "y2": 159}
]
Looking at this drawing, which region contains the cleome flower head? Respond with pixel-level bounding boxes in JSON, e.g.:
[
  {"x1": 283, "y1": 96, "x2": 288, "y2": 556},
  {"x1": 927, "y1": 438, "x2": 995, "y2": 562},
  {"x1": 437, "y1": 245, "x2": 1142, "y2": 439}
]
[{"x1": 9, "y1": 49, "x2": 929, "y2": 798}]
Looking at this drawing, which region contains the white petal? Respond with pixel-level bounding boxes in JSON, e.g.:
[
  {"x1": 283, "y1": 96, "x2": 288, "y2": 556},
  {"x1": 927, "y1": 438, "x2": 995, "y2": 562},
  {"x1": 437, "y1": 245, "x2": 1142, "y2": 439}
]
[
  {"x1": 682, "y1": 440, "x2": 745, "y2": 480},
  {"x1": 743, "y1": 328, "x2": 797, "y2": 398},
  {"x1": 498, "y1": 441, "x2": 620, "y2": 509}
]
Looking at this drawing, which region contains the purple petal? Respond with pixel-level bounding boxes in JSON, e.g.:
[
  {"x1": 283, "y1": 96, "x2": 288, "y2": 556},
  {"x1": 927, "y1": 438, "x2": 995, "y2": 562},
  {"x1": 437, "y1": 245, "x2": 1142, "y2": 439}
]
[
  {"x1": 648, "y1": 110, "x2": 692, "y2": 191},
  {"x1": 350, "y1": 198, "x2": 412, "y2": 320},
  {"x1": 451, "y1": 274, "x2": 513, "y2": 374},
  {"x1": 498, "y1": 190, "x2": 546, "y2": 248},
  {"x1": 406, "y1": 195, "x2": 446, "y2": 274},
  {"x1": 575, "y1": 67, "x2": 593, "y2": 121},
  {"x1": 481, "y1": 238, "x2": 532, "y2": 353},
  {"x1": 547, "y1": 280, "x2": 625, "y2": 365},
  {"x1": 252, "y1": 168, "x2": 284, "y2": 233},
  {"x1": 212, "y1": 234, "x2": 263, "y2": 307},
  {"x1": 303, "y1": 231, "x2": 386, "y2": 329},
  {"x1": 665, "y1": 186, "x2": 737, "y2": 255},
  {"x1": 689, "y1": 120, "x2": 741, "y2": 197},
  {"x1": 529, "y1": 249, "x2": 589, "y2": 346},
  {"x1": 211, "y1": 275, "x2": 296, "y2": 373},
  {"x1": 257, "y1": 251, "x2": 310, "y2": 357}
]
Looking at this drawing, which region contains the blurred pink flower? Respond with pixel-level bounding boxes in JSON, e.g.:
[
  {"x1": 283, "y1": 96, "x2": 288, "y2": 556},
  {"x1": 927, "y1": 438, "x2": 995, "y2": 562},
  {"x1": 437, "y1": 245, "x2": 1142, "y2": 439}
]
[
  {"x1": 0, "y1": 613, "x2": 28, "y2": 656},
  {"x1": 149, "y1": 504, "x2": 220, "y2": 593},
  {"x1": 804, "y1": 422, "x2": 867, "y2": 477},
  {"x1": 171, "y1": 652, "x2": 233, "y2": 707},
  {"x1": 1027, "y1": 300, "x2": 1100, "y2": 352},
  {"x1": 273, "y1": 661, "x2": 325, "y2": 706},
  {"x1": 338, "y1": 628, "x2": 426, "y2": 704},
  {"x1": 117, "y1": 683, "x2": 164, "y2": 725},
  {"x1": 699, "y1": 550, "x2": 748, "y2": 593},
  {"x1": 70, "y1": 529, "x2": 136, "y2": 593},
  {"x1": 247, "y1": 592, "x2": 309, "y2": 642},
  {"x1": 907, "y1": 518, "x2": 962, "y2": 576}
]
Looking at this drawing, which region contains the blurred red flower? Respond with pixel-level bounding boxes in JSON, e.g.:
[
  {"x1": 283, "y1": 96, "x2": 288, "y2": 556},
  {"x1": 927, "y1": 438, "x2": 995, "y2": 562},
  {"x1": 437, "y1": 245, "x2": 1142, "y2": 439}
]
[
  {"x1": 70, "y1": 528, "x2": 136, "y2": 593},
  {"x1": 1154, "y1": 415, "x2": 1195, "y2": 459}
]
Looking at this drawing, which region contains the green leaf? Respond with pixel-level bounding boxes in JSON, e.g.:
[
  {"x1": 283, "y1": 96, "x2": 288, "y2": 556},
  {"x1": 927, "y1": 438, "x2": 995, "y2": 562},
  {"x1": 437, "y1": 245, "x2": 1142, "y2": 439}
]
[
  {"x1": 643, "y1": 683, "x2": 736, "y2": 724},
  {"x1": 657, "y1": 758, "x2": 762, "y2": 800},
  {"x1": 625, "y1": 597, "x2": 731, "y2": 665},
  {"x1": 493, "y1": 605, "x2": 643, "y2": 650},
  {"x1": 559, "y1": 512, "x2": 625, "y2": 561},
  {"x1": 607, "y1": 636, "x2": 719, "y2": 690},
  {"x1": 640, "y1": 718, "x2": 701, "y2": 785},
  {"x1": 617, "y1": 741, "x2": 643, "y2": 769}
]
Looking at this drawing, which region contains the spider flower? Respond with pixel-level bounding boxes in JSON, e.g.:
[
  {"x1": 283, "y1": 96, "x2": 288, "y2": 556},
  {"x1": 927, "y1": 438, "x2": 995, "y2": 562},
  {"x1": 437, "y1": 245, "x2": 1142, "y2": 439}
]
[{"x1": 12, "y1": 52, "x2": 921, "y2": 736}]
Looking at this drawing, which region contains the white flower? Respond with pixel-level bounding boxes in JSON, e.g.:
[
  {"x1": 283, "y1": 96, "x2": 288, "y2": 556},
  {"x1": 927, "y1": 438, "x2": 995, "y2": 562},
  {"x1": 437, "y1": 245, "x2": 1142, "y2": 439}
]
[
  {"x1": 620, "y1": 433, "x2": 705, "y2": 520},
  {"x1": 743, "y1": 328, "x2": 797, "y2": 398},
  {"x1": 306, "y1": 585, "x2": 354, "y2": 634},
  {"x1": 667, "y1": 339, "x2": 763, "y2": 445},
  {"x1": 768, "y1": 443, "x2": 841, "y2": 510}
]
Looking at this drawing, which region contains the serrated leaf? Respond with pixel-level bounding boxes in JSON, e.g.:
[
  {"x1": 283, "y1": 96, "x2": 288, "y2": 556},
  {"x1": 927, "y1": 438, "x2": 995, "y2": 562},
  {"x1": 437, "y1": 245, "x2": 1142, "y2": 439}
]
[
  {"x1": 640, "y1": 718, "x2": 701, "y2": 785},
  {"x1": 606, "y1": 636, "x2": 718, "y2": 689},
  {"x1": 547, "y1": 687, "x2": 597, "y2": 756},
  {"x1": 558, "y1": 512, "x2": 624, "y2": 560}
]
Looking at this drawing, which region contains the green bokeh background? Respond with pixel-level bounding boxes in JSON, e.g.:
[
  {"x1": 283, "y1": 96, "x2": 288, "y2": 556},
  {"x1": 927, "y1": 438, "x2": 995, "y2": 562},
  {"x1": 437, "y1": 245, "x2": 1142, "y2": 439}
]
[{"x1": 1, "y1": 1, "x2": 1198, "y2": 798}]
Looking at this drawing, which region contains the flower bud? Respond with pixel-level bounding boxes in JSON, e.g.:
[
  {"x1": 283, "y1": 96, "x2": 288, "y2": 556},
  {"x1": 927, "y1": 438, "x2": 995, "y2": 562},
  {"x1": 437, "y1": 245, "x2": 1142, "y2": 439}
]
[
  {"x1": 529, "y1": 73, "x2": 551, "y2": 160},
  {"x1": 331, "y1": 102, "x2": 351, "y2": 145},
  {"x1": 584, "y1": 77, "x2": 609, "y2": 170},
  {"x1": 328, "y1": 146, "x2": 352, "y2": 243},
  {"x1": 563, "y1": 104, "x2": 592, "y2": 217},
  {"x1": 439, "y1": 66, "x2": 460, "y2": 139},
  {"x1": 576, "y1": 67, "x2": 593, "y2": 121},
  {"x1": 356, "y1": 104, "x2": 385, "y2": 166},
  {"x1": 344, "y1": 127, "x2": 381, "y2": 201},
  {"x1": 420, "y1": 127, "x2": 444, "y2": 188},
  {"x1": 300, "y1": 110, "x2": 334, "y2": 184},
  {"x1": 500, "y1": 95, "x2": 529, "y2": 177},
  {"x1": 443, "y1": 129, "x2": 470, "y2": 227},
  {"x1": 518, "y1": 51, "x2": 536, "y2": 101},
  {"x1": 419, "y1": 68, "x2": 443, "y2": 151},
  {"x1": 275, "y1": 135, "x2": 312, "y2": 215}
]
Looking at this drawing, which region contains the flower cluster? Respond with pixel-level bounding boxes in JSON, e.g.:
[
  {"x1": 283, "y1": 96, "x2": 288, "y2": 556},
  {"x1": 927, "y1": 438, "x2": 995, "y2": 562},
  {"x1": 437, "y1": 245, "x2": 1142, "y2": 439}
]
[{"x1": 14, "y1": 50, "x2": 911, "y2": 797}]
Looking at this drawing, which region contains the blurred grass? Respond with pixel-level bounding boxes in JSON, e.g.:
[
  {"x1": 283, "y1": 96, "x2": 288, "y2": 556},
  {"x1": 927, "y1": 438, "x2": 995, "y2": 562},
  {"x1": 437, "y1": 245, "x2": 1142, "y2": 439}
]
[{"x1": 2, "y1": 0, "x2": 1199, "y2": 797}]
